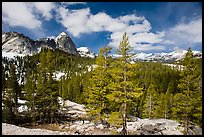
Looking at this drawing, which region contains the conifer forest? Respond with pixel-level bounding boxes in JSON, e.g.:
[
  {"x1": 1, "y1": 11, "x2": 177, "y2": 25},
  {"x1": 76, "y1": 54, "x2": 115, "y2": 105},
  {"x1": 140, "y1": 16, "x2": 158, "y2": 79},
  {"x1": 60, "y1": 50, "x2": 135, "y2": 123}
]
[{"x1": 2, "y1": 33, "x2": 202, "y2": 135}]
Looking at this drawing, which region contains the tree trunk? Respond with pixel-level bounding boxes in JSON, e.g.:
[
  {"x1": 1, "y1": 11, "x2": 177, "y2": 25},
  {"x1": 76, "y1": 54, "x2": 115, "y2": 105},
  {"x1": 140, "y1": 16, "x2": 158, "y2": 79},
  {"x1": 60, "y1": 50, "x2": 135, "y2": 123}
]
[
  {"x1": 184, "y1": 116, "x2": 188, "y2": 135},
  {"x1": 122, "y1": 60, "x2": 127, "y2": 135},
  {"x1": 149, "y1": 95, "x2": 152, "y2": 119}
]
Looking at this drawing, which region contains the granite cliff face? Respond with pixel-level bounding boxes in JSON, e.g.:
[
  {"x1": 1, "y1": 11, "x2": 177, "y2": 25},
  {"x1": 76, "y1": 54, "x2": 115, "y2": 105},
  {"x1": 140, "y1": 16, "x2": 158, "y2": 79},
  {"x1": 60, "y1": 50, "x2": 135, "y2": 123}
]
[
  {"x1": 2, "y1": 32, "x2": 36, "y2": 54},
  {"x1": 54, "y1": 32, "x2": 79, "y2": 55},
  {"x1": 2, "y1": 31, "x2": 79, "y2": 56}
]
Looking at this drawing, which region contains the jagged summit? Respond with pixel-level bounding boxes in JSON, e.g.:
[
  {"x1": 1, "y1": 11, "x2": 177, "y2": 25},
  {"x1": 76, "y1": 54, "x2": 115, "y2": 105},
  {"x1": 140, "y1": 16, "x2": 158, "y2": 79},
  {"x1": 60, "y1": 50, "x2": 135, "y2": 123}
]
[
  {"x1": 2, "y1": 31, "x2": 79, "y2": 57},
  {"x1": 2, "y1": 31, "x2": 36, "y2": 55},
  {"x1": 131, "y1": 49, "x2": 202, "y2": 62},
  {"x1": 55, "y1": 32, "x2": 69, "y2": 41},
  {"x1": 55, "y1": 32, "x2": 79, "y2": 55}
]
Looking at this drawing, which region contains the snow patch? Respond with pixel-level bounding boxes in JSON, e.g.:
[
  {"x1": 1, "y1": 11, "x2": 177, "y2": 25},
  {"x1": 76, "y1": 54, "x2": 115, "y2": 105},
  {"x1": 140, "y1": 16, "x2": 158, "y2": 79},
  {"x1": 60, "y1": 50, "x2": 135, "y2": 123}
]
[
  {"x1": 2, "y1": 51, "x2": 26, "y2": 59},
  {"x1": 53, "y1": 71, "x2": 66, "y2": 80},
  {"x1": 18, "y1": 105, "x2": 28, "y2": 113},
  {"x1": 18, "y1": 98, "x2": 26, "y2": 104},
  {"x1": 77, "y1": 47, "x2": 95, "y2": 58}
]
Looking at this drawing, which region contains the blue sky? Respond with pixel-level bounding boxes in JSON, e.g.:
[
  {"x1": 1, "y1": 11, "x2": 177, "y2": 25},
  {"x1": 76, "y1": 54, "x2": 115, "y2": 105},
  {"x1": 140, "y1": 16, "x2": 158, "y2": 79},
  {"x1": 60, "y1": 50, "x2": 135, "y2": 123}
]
[{"x1": 2, "y1": 2, "x2": 202, "y2": 54}]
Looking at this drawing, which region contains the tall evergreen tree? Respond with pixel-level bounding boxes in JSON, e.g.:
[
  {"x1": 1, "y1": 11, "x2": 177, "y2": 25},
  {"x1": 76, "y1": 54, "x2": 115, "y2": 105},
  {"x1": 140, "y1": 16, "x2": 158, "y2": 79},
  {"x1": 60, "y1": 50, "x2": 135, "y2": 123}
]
[
  {"x1": 142, "y1": 84, "x2": 157, "y2": 119},
  {"x1": 3, "y1": 63, "x2": 20, "y2": 123},
  {"x1": 154, "y1": 81, "x2": 173, "y2": 119},
  {"x1": 24, "y1": 70, "x2": 37, "y2": 123},
  {"x1": 172, "y1": 47, "x2": 202, "y2": 134},
  {"x1": 35, "y1": 48, "x2": 48, "y2": 122},
  {"x1": 86, "y1": 46, "x2": 112, "y2": 123},
  {"x1": 107, "y1": 33, "x2": 142, "y2": 135}
]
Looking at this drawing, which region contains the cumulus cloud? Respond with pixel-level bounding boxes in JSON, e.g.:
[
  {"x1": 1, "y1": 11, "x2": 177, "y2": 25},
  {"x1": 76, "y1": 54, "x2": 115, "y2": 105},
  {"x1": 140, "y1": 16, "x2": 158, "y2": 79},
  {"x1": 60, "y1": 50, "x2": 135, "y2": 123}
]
[
  {"x1": 133, "y1": 44, "x2": 166, "y2": 51},
  {"x1": 130, "y1": 31, "x2": 165, "y2": 44},
  {"x1": 2, "y1": 2, "x2": 56, "y2": 29},
  {"x1": 32, "y1": 2, "x2": 56, "y2": 20},
  {"x1": 56, "y1": 6, "x2": 166, "y2": 51},
  {"x1": 56, "y1": 7, "x2": 91, "y2": 37},
  {"x1": 164, "y1": 17, "x2": 202, "y2": 50},
  {"x1": 7, "y1": 2, "x2": 198, "y2": 52},
  {"x1": 2, "y1": 2, "x2": 42, "y2": 29}
]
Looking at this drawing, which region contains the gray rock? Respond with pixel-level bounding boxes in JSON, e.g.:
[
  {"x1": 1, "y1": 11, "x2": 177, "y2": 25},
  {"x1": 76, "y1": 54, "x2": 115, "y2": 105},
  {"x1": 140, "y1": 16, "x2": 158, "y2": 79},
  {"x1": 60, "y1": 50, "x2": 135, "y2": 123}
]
[
  {"x1": 142, "y1": 124, "x2": 155, "y2": 132},
  {"x1": 2, "y1": 31, "x2": 79, "y2": 57},
  {"x1": 55, "y1": 32, "x2": 79, "y2": 55}
]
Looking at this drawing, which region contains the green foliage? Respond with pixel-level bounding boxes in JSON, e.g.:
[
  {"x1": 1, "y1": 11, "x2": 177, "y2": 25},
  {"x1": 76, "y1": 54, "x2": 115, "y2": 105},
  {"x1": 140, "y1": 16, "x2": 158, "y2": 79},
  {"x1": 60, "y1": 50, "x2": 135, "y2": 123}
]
[
  {"x1": 24, "y1": 70, "x2": 37, "y2": 123},
  {"x1": 107, "y1": 33, "x2": 143, "y2": 135},
  {"x1": 1, "y1": 37, "x2": 202, "y2": 130},
  {"x1": 2, "y1": 63, "x2": 21, "y2": 124},
  {"x1": 86, "y1": 46, "x2": 112, "y2": 123},
  {"x1": 142, "y1": 84, "x2": 157, "y2": 119},
  {"x1": 173, "y1": 47, "x2": 202, "y2": 133},
  {"x1": 107, "y1": 111, "x2": 123, "y2": 128}
]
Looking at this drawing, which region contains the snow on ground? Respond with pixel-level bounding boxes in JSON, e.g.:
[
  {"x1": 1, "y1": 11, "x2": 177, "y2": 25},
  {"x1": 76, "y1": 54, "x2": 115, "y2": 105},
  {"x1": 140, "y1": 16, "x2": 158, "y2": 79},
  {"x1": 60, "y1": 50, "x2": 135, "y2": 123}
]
[
  {"x1": 77, "y1": 47, "x2": 95, "y2": 58},
  {"x1": 77, "y1": 47, "x2": 90, "y2": 53},
  {"x1": 18, "y1": 105, "x2": 28, "y2": 113},
  {"x1": 53, "y1": 71, "x2": 66, "y2": 80},
  {"x1": 2, "y1": 51, "x2": 27, "y2": 59},
  {"x1": 58, "y1": 97, "x2": 86, "y2": 116},
  {"x1": 18, "y1": 98, "x2": 26, "y2": 104},
  {"x1": 17, "y1": 98, "x2": 28, "y2": 112},
  {"x1": 163, "y1": 63, "x2": 184, "y2": 70},
  {"x1": 87, "y1": 64, "x2": 97, "y2": 72}
]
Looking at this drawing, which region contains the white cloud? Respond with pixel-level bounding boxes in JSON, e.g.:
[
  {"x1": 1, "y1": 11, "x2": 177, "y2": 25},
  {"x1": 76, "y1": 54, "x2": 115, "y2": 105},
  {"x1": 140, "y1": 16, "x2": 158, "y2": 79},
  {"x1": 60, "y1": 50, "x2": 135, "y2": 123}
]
[
  {"x1": 3, "y1": 2, "x2": 167, "y2": 52},
  {"x1": 161, "y1": 40, "x2": 175, "y2": 44},
  {"x1": 2, "y1": 2, "x2": 56, "y2": 30},
  {"x1": 105, "y1": 19, "x2": 127, "y2": 32},
  {"x1": 129, "y1": 31, "x2": 165, "y2": 44},
  {"x1": 171, "y1": 18, "x2": 202, "y2": 43},
  {"x1": 2, "y1": 2, "x2": 42, "y2": 29},
  {"x1": 126, "y1": 19, "x2": 152, "y2": 34},
  {"x1": 133, "y1": 44, "x2": 166, "y2": 51},
  {"x1": 57, "y1": 7, "x2": 91, "y2": 37},
  {"x1": 89, "y1": 12, "x2": 113, "y2": 26},
  {"x1": 164, "y1": 17, "x2": 202, "y2": 50},
  {"x1": 56, "y1": 6, "x2": 166, "y2": 51},
  {"x1": 32, "y1": 2, "x2": 56, "y2": 20},
  {"x1": 118, "y1": 14, "x2": 145, "y2": 24}
]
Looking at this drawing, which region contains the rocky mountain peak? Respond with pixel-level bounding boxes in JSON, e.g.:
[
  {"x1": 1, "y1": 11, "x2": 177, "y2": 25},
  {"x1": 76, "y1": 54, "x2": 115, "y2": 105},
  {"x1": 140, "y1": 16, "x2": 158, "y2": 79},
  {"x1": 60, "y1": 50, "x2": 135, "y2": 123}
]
[
  {"x1": 2, "y1": 31, "x2": 36, "y2": 55},
  {"x1": 55, "y1": 32, "x2": 79, "y2": 55},
  {"x1": 2, "y1": 31, "x2": 80, "y2": 57}
]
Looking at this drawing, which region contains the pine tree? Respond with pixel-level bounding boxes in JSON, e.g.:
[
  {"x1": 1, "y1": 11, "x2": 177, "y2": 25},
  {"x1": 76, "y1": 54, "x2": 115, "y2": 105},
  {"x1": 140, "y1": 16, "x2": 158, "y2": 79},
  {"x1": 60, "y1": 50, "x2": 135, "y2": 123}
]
[
  {"x1": 24, "y1": 70, "x2": 37, "y2": 123},
  {"x1": 2, "y1": 64, "x2": 6, "y2": 97},
  {"x1": 86, "y1": 46, "x2": 112, "y2": 123},
  {"x1": 47, "y1": 48, "x2": 59, "y2": 123},
  {"x1": 154, "y1": 83, "x2": 173, "y2": 119},
  {"x1": 143, "y1": 84, "x2": 157, "y2": 119},
  {"x1": 107, "y1": 33, "x2": 142, "y2": 135},
  {"x1": 35, "y1": 48, "x2": 48, "y2": 122},
  {"x1": 3, "y1": 63, "x2": 20, "y2": 124},
  {"x1": 172, "y1": 47, "x2": 202, "y2": 134}
]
